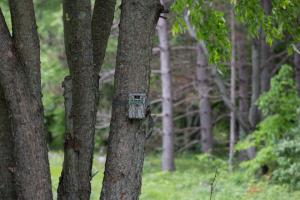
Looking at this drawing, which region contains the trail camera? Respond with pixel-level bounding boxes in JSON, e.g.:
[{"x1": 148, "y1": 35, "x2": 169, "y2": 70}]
[{"x1": 128, "y1": 93, "x2": 147, "y2": 119}]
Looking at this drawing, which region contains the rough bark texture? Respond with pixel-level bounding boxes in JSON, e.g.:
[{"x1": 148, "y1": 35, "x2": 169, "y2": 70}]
[
  {"x1": 58, "y1": 1, "x2": 96, "y2": 199},
  {"x1": 0, "y1": 87, "x2": 16, "y2": 199},
  {"x1": 92, "y1": 0, "x2": 117, "y2": 104},
  {"x1": 92, "y1": 0, "x2": 116, "y2": 73},
  {"x1": 0, "y1": 8, "x2": 52, "y2": 200},
  {"x1": 294, "y1": 43, "x2": 300, "y2": 96},
  {"x1": 100, "y1": 1, "x2": 162, "y2": 199},
  {"x1": 196, "y1": 44, "x2": 213, "y2": 153},
  {"x1": 9, "y1": 0, "x2": 42, "y2": 99},
  {"x1": 157, "y1": 0, "x2": 175, "y2": 171}
]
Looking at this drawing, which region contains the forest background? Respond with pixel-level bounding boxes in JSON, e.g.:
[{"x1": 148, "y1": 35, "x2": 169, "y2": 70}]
[{"x1": 1, "y1": 0, "x2": 300, "y2": 199}]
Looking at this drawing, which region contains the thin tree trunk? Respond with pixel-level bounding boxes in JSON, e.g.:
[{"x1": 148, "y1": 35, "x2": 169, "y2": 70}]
[
  {"x1": 0, "y1": 88, "x2": 16, "y2": 199},
  {"x1": 92, "y1": 0, "x2": 117, "y2": 102},
  {"x1": 249, "y1": 40, "x2": 261, "y2": 127},
  {"x1": 196, "y1": 43, "x2": 213, "y2": 153},
  {"x1": 157, "y1": 0, "x2": 175, "y2": 171},
  {"x1": 248, "y1": 39, "x2": 260, "y2": 159},
  {"x1": 183, "y1": 10, "x2": 213, "y2": 153},
  {"x1": 294, "y1": 43, "x2": 300, "y2": 96},
  {"x1": 100, "y1": 1, "x2": 162, "y2": 199},
  {"x1": 260, "y1": 0, "x2": 272, "y2": 93},
  {"x1": 0, "y1": 7, "x2": 52, "y2": 199},
  {"x1": 236, "y1": 26, "x2": 251, "y2": 160},
  {"x1": 229, "y1": 8, "x2": 236, "y2": 169},
  {"x1": 58, "y1": 1, "x2": 96, "y2": 199}
]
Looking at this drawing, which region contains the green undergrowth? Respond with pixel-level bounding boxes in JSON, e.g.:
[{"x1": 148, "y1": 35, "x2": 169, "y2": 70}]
[{"x1": 49, "y1": 152, "x2": 300, "y2": 199}]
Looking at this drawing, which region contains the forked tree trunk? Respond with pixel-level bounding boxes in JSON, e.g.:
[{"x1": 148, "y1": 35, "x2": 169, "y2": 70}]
[
  {"x1": 58, "y1": 0, "x2": 116, "y2": 199},
  {"x1": 0, "y1": 6, "x2": 52, "y2": 199},
  {"x1": 157, "y1": 0, "x2": 175, "y2": 171},
  {"x1": 0, "y1": 88, "x2": 16, "y2": 199},
  {"x1": 196, "y1": 43, "x2": 213, "y2": 153},
  {"x1": 100, "y1": 1, "x2": 162, "y2": 199}
]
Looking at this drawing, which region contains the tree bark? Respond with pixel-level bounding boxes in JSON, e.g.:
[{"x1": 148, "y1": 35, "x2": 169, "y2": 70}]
[
  {"x1": 157, "y1": 0, "x2": 175, "y2": 171},
  {"x1": 294, "y1": 43, "x2": 300, "y2": 96},
  {"x1": 249, "y1": 39, "x2": 261, "y2": 128},
  {"x1": 0, "y1": 87, "x2": 16, "y2": 199},
  {"x1": 229, "y1": 8, "x2": 236, "y2": 169},
  {"x1": 183, "y1": 10, "x2": 213, "y2": 153},
  {"x1": 100, "y1": 1, "x2": 162, "y2": 199},
  {"x1": 92, "y1": 0, "x2": 117, "y2": 103},
  {"x1": 196, "y1": 43, "x2": 213, "y2": 153},
  {"x1": 247, "y1": 39, "x2": 261, "y2": 159},
  {"x1": 260, "y1": 0, "x2": 273, "y2": 93},
  {"x1": 58, "y1": 0, "x2": 116, "y2": 198},
  {"x1": 0, "y1": 7, "x2": 52, "y2": 199},
  {"x1": 237, "y1": 27, "x2": 250, "y2": 140},
  {"x1": 58, "y1": 1, "x2": 96, "y2": 199}
]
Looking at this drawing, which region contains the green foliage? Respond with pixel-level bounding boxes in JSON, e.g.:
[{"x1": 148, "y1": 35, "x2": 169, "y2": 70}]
[
  {"x1": 233, "y1": 0, "x2": 300, "y2": 45},
  {"x1": 35, "y1": 0, "x2": 68, "y2": 148},
  {"x1": 272, "y1": 129, "x2": 300, "y2": 189},
  {"x1": 238, "y1": 65, "x2": 300, "y2": 188},
  {"x1": 172, "y1": 0, "x2": 231, "y2": 63},
  {"x1": 50, "y1": 153, "x2": 300, "y2": 199}
]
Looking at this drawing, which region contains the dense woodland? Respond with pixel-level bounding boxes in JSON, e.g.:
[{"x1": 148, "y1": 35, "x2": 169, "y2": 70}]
[{"x1": 0, "y1": 0, "x2": 300, "y2": 199}]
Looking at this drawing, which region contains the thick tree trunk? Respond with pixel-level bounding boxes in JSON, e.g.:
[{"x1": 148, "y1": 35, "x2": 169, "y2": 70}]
[
  {"x1": 229, "y1": 9, "x2": 236, "y2": 169},
  {"x1": 157, "y1": 0, "x2": 175, "y2": 171},
  {"x1": 100, "y1": 1, "x2": 162, "y2": 199},
  {"x1": 0, "y1": 88, "x2": 16, "y2": 199},
  {"x1": 294, "y1": 43, "x2": 300, "y2": 96},
  {"x1": 196, "y1": 44, "x2": 213, "y2": 153},
  {"x1": 58, "y1": 1, "x2": 95, "y2": 199},
  {"x1": 0, "y1": 8, "x2": 52, "y2": 199}
]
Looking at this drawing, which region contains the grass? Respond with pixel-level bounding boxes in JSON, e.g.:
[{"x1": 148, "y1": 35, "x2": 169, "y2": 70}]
[{"x1": 49, "y1": 153, "x2": 300, "y2": 200}]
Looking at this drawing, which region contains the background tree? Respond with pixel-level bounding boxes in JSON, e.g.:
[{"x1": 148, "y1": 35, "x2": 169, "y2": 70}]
[{"x1": 158, "y1": 0, "x2": 176, "y2": 172}]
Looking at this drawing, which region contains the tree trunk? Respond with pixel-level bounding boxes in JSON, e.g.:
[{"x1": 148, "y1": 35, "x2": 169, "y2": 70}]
[
  {"x1": 237, "y1": 27, "x2": 250, "y2": 141},
  {"x1": 0, "y1": 88, "x2": 16, "y2": 199},
  {"x1": 249, "y1": 39, "x2": 261, "y2": 128},
  {"x1": 58, "y1": 0, "x2": 95, "y2": 199},
  {"x1": 196, "y1": 43, "x2": 213, "y2": 153},
  {"x1": 0, "y1": 7, "x2": 52, "y2": 199},
  {"x1": 247, "y1": 39, "x2": 261, "y2": 159},
  {"x1": 157, "y1": 0, "x2": 175, "y2": 171},
  {"x1": 294, "y1": 43, "x2": 300, "y2": 96},
  {"x1": 260, "y1": 0, "x2": 272, "y2": 93},
  {"x1": 58, "y1": 0, "x2": 116, "y2": 198},
  {"x1": 92, "y1": 0, "x2": 117, "y2": 102},
  {"x1": 100, "y1": 1, "x2": 162, "y2": 199},
  {"x1": 229, "y1": 8, "x2": 236, "y2": 169}
]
